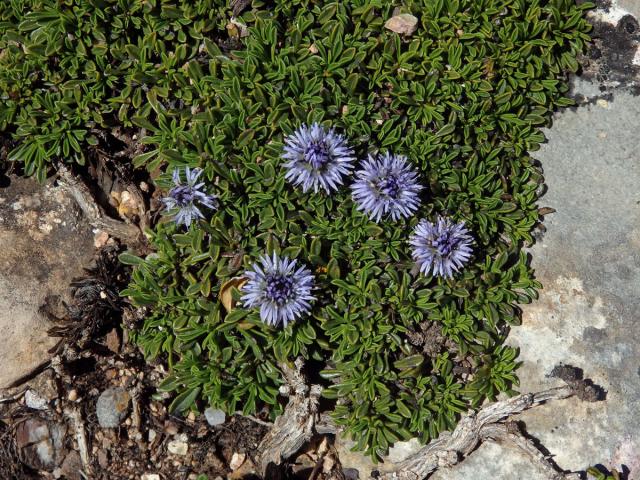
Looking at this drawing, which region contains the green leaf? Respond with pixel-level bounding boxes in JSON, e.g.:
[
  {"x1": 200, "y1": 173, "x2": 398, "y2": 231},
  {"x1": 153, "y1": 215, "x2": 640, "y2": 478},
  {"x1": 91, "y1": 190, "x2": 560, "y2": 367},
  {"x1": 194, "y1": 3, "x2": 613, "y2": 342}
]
[
  {"x1": 118, "y1": 252, "x2": 144, "y2": 266},
  {"x1": 168, "y1": 386, "x2": 201, "y2": 414}
]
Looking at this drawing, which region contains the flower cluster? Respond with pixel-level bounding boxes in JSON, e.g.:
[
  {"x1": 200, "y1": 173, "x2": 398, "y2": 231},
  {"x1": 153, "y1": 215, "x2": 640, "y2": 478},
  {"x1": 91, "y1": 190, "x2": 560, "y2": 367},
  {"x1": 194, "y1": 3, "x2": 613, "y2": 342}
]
[
  {"x1": 410, "y1": 216, "x2": 474, "y2": 279},
  {"x1": 241, "y1": 253, "x2": 315, "y2": 327},
  {"x1": 351, "y1": 152, "x2": 422, "y2": 222},
  {"x1": 235, "y1": 123, "x2": 474, "y2": 327},
  {"x1": 161, "y1": 125, "x2": 476, "y2": 328},
  {"x1": 282, "y1": 124, "x2": 422, "y2": 223},
  {"x1": 161, "y1": 167, "x2": 217, "y2": 227}
]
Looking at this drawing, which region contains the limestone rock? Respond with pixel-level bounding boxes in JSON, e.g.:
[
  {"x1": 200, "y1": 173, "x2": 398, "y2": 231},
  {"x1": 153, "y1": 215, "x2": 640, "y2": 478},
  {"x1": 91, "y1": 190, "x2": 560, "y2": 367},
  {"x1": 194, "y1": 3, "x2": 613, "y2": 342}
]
[{"x1": 0, "y1": 176, "x2": 94, "y2": 388}]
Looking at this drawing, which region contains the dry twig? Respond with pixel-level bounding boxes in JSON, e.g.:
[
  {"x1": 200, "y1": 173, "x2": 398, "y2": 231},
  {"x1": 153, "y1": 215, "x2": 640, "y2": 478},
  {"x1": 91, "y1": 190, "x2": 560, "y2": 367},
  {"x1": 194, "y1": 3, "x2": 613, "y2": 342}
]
[
  {"x1": 56, "y1": 164, "x2": 141, "y2": 246},
  {"x1": 378, "y1": 385, "x2": 585, "y2": 479},
  {"x1": 258, "y1": 371, "x2": 601, "y2": 480},
  {"x1": 255, "y1": 358, "x2": 322, "y2": 475},
  {"x1": 64, "y1": 406, "x2": 91, "y2": 475}
]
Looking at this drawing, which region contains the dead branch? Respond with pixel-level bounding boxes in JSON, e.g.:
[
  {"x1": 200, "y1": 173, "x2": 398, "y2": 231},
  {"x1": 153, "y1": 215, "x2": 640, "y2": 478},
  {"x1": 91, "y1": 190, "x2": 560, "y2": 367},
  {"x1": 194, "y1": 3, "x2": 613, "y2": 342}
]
[
  {"x1": 64, "y1": 406, "x2": 91, "y2": 475},
  {"x1": 255, "y1": 358, "x2": 322, "y2": 475},
  {"x1": 56, "y1": 164, "x2": 142, "y2": 246},
  {"x1": 379, "y1": 385, "x2": 578, "y2": 480},
  {"x1": 258, "y1": 375, "x2": 601, "y2": 480}
]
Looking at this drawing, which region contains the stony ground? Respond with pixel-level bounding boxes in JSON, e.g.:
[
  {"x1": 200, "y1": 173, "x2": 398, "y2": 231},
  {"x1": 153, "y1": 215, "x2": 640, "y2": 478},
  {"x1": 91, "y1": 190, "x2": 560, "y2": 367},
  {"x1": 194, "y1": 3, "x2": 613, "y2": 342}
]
[{"x1": 0, "y1": 1, "x2": 639, "y2": 479}]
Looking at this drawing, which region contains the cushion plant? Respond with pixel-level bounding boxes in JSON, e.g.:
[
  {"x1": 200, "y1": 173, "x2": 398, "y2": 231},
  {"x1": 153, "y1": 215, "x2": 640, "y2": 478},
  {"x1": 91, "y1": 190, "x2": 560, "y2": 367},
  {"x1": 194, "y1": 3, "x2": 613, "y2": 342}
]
[{"x1": 0, "y1": 0, "x2": 593, "y2": 460}]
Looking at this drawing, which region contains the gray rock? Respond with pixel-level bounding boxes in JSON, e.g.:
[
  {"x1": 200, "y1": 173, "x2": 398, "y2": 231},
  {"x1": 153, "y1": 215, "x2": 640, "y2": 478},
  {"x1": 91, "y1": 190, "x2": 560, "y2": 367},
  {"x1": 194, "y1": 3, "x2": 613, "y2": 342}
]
[
  {"x1": 96, "y1": 388, "x2": 131, "y2": 428},
  {"x1": 431, "y1": 442, "x2": 547, "y2": 480},
  {"x1": 204, "y1": 407, "x2": 226, "y2": 426},
  {"x1": 506, "y1": 85, "x2": 640, "y2": 475},
  {"x1": 0, "y1": 176, "x2": 94, "y2": 388},
  {"x1": 15, "y1": 418, "x2": 66, "y2": 470},
  {"x1": 343, "y1": 468, "x2": 360, "y2": 480}
]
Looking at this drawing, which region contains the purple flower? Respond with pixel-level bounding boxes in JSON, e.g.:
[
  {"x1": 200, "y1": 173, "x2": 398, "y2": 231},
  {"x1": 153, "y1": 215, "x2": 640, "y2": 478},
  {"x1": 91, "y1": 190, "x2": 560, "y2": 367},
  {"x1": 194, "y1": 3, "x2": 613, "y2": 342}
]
[
  {"x1": 282, "y1": 123, "x2": 355, "y2": 194},
  {"x1": 162, "y1": 167, "x2": 217, "y2": 227},
  {"x1": 410, "y1": 216, "x2": 473, "y2": 278},
  {"x1": 351, "y1": 152, "x2": 423, "y2": 223},
  {"x1": 241, "y1": 253, "x2": 315, "y2": 327}
]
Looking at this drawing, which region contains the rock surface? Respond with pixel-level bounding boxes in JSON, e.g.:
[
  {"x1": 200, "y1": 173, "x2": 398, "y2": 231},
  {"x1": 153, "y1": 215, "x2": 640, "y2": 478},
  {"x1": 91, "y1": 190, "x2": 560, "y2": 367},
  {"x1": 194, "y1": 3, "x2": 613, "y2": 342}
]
[
  {"x1": 0, "y1": 176, "x2": 94, "y2": 388},
  {"x1": 504, "y1": 86, "x2": 640, "y2": 476},
  {"x1": 431, "y1": 40, "x2": 640, "y2": 480}
]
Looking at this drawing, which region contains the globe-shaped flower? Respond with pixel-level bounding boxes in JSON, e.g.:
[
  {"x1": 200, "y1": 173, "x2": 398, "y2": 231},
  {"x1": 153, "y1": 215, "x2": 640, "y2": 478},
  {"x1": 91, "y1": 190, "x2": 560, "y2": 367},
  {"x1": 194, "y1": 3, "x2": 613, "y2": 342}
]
[
  {"x1": 351, "y1": 152, "x2": 423, "y2": 223},
  {"x1": 282, "y1": 123, "x2": 355, "y2": 194},
  {"x1": 241, "y1": 253, "x2": 315, "y2": 327},
  {"x1": 410, "y1": 216, "x2": 473, "y2": 278},
  {"x1": 161, "y1": 167, "x2": 217, "y2": 227}
]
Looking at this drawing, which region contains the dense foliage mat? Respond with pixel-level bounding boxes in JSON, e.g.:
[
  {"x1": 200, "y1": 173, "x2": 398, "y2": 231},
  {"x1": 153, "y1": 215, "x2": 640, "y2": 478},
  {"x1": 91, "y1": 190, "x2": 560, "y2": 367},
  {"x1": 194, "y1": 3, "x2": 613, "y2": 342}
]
[{"x1": 0, "y1": 0, "x2": 592, "y2": 460}]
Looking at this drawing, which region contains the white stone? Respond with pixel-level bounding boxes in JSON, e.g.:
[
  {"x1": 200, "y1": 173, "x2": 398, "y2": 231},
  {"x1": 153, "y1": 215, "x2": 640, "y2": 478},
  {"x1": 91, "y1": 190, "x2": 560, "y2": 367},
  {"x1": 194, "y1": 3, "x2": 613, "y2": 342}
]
[
  {"x1": 384, "y1": 14, "x2": 419, "y2": 36},
  {"x1": 167, "y1": 434, "x2": 189, "y2": 456},
  {"x1": 204, "y1": 407, "x2": 226, "y2": 426},
  {"x1": 24, "y1": 390, "x2": 49, "y2": 410},
  {"x1": 230, "y1": 452, "x2": 246, "y2": 471}
]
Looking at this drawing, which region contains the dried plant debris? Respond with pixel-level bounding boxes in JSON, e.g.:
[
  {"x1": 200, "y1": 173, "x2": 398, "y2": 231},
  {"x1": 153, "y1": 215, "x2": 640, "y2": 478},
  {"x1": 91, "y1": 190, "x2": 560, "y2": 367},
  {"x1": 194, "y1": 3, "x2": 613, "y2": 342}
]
[
  {"x1": 549, "y1": 364, "x2": 607, "y2": 402},
  {"x1": 46, "y1": 244, "x2": 131, "y2": 354}
]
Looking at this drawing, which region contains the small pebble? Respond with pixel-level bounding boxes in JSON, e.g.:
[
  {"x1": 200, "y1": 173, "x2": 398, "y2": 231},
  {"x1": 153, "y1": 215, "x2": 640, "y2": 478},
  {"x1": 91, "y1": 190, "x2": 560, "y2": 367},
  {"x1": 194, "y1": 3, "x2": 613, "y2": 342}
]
[
  {"x1": 167, "y1": 434, "x2": 189, "y2": 456},
  {"x1": 94, "y1": 231, "x2": 110, "y2": 249},
  {"x1": 141, "y1": 475, "x2": 160, "y2": 480},
  {"x1": 164, "y1": 422, "x2": 179, "y2": 435},
  {"x1": 384, "y1": 13, "x2": 419, "y2": 35},
  {"x1": 96, "y1": 388, "x2": 131, "y2": 428},
  {"x1": 343, "y1": 468, "x2": 360, "y2": 480},
  {"x1": 230, "y1": 452, "x2": 246, "y2": 471},
  {"x1": 68, "y1": 390, "x2": 78, "y2": 402},
  {"x1": 24, "y1": 390, "x2": 48, "y2": 410},
  {"x1": 204, "y1": 407, "x2": 226, "y2": 426}
]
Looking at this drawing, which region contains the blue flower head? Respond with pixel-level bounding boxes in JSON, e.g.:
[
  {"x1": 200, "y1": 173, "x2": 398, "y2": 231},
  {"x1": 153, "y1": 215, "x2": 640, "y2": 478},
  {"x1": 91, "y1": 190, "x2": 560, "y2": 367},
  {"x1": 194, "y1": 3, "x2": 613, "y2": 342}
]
[
  {"x1": 241, "y1": 253, "x2": 315, "y2": 327},
  {"x1": 410, "y1": 216, "x2": 473, "y2": 278},
  {"x1": 162, "y1": 167, "x2": 217, "y2": 227},
  {"x1": 282, "y1": 123, "x2": 355, "y2": 194},
  {"x1": 351, "y1": 152, "x2": 423, "y2": 223}
]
